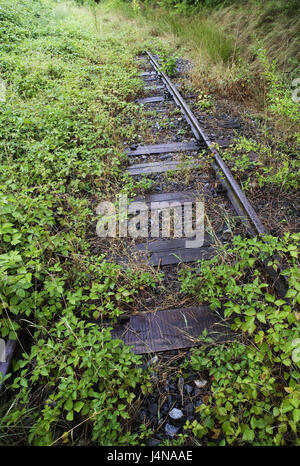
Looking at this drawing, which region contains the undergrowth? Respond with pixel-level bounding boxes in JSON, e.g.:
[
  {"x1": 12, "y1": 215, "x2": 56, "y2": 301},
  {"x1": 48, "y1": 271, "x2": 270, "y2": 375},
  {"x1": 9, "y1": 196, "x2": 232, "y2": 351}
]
[
  {"x1": 0, "y1": 0, "x2": 160, "y2": 446},
  {"x1": 0, "y1": 0, "x2": 299, "y2": 447},
  {"x1": 180, "y1": 234, "x2": 300, "y2": 445}
]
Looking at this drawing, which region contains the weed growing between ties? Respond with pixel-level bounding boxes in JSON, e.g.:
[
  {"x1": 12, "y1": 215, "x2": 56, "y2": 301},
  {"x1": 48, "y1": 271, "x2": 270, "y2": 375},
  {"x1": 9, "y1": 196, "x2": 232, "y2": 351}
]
[
  {"x1": 108, "y1": 1, "x2": 299, "y2": 203},
  {"x1": 0, "y1": 0, "x2": 299, "y2": 447}
]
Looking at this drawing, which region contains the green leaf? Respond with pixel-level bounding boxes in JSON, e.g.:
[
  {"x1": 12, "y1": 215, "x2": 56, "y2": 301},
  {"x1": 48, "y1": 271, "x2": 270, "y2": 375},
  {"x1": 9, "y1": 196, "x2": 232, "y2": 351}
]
[
  {"x1": 280, "y1": 399, "x2": 293, "y2": 414},
  {"x1": 242, "y1": 425, "x2": 255, "y2": 442},
  {"x1": 285, "y1": 289, "x2": 297, "y2": 298},
  {"x1": 222, "y1": 421, "x2": 234, "y2": 436},
  {"x1": 293, "y1": 408, "x2": 300, "y2": 423},
  {"x1": 66, "y1": 411, "x2": 74, "y2": 421},
  {"x1": 265, "y1": 293, "x2": 275, "y2": 303},
  {"x1": 40, "y1": 367, "x2": 48, "y2": 376},
  {"x1": 256, "y1": 312, "x2": 266, "y2": 323},
  {"x1": 74, "y1": 401, "x2": 84, "y2": 413},
  {"x1": 65, "y1": 398, "x2": 73, "y2": 412}
]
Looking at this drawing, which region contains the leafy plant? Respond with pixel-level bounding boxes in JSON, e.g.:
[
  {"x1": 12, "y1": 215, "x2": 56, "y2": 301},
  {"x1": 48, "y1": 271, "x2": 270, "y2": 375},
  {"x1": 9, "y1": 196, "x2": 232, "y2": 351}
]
[
  {"x1": 180, "y1": 233, "x2": 300, "y2": 445},
  {"x1": 0, "y1": 0, "x2": 158, "y2": 445},
  {"x1": 222, "y1": 136, "x2": 300, "y2": 191},
  {"x1": 4, "y1": 313, "x2": 151, "y2": 446},
  {"x1": 195, "y1": 90, "x2": 213, "y2": 110},
  {"x1": 258, "y1": 47, "x2": 300, "y2": 123},
  {"x1": 158, "y1": 50, "x2": 177, "y2": 77}
]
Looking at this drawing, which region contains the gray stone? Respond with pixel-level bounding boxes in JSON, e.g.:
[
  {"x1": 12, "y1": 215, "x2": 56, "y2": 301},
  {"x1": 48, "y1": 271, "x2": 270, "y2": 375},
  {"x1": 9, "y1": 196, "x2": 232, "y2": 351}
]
[
  {"x1": 169, "y1": 408, "x2": 184, "y2": 421},
  {"x1": 185, "y1": 384, "x2": 193, "y2": 394},
  {"x1": 147, "y1": 438, "x2": 160, "y2": 446},
  {"x1": 165, "y1": 423, "x2": 179, "y2": 437},
  {"x1": 194, "y1": 379, "x2": 207, "y2": 389}
]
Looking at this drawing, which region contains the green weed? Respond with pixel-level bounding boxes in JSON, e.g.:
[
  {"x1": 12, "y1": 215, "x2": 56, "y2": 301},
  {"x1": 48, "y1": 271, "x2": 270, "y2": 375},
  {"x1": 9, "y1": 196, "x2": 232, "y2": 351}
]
[
  {"x1": 180, "y1": 233, "x2": 300, "y2": 445},
  {"x1": 0, "y1": 0, "x2": 158, "y2": 445}
]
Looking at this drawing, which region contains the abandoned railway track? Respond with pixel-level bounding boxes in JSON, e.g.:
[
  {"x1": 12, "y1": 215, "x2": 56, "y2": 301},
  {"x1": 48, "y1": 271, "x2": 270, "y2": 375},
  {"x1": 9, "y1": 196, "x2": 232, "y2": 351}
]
[
  {"x1": 0, "y1": 51, "x2": 288, "y2": 388},
  {"x1": 107, "y1": 52, "x2": 290, "y2": 354}
]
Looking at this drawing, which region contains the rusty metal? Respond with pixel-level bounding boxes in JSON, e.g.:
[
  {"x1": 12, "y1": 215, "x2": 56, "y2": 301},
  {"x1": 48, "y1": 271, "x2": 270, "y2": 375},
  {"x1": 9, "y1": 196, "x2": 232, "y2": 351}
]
[
  {"x1": 146, "y1": 51, "x2": 265, "y2": 237},
  {"x1": 145, "y1": 51, "x2": 288, "y2": 296}
]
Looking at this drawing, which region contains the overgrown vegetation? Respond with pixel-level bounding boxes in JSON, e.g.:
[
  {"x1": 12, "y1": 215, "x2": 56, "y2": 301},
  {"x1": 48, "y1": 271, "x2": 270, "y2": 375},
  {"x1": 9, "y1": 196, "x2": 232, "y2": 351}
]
[
  {"x1": 0, "y1": 0, "x2": 159, "y2": 445},
  {"x1": 112, "y1": 0, "x2": 300, "y2": 194},
  {"x1": 110, "y1": 0, "x2": 299, "y2": 107},
  {"x1": 180, "y1": 234, "x2": 300, "y2": 445},
  {"x1": 0, "y1": 0, "x2": 299, "y2": 447}
]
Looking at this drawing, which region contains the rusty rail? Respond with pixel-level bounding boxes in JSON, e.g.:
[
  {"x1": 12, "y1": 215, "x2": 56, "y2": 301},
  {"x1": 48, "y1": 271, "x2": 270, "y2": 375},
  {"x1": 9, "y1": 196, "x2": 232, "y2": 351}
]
[
  {"x1": 146, "y1": 51, "x2": 288, "y2": 297},
  {"x1": 146, "y1": 51, "x2": 265, "y2": 237}
]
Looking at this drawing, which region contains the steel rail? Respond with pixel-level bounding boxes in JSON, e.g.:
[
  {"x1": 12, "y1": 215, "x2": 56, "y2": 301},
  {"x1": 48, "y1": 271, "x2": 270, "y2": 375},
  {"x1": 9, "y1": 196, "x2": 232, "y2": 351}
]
[
  {"x1": 146, "y1": 51, "x2": 265, "y2": 237},
  {"x1": 0, "y1": 52, "x2": 288, "y2": 390},
  {"x1": 146, "y1": 51, "x2": 289, "y2": 297}
]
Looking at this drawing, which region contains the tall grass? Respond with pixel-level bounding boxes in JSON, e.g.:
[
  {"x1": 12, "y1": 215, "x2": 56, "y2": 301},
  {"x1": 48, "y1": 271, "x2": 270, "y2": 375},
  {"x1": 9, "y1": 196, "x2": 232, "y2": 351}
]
[
  {"x1": 108, "y1": 0, "x2": 299, "y2": 76},
  {"x1": 150, "y1": 11, "x2": 234, "y2": 63},
  {"x1": 213, "y1": 2, "x2": 300, "y2": 74},
  {"x1": 106, "y1": 0, "x2": 234, "y2": 64}
]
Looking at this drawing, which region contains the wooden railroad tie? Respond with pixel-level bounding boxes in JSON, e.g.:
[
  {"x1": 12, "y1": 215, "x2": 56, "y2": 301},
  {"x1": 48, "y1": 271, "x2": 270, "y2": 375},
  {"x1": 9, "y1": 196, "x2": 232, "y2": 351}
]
[
  {"x1": 127, "y1": 141, "x2": 202, "y2": 157},
  {"x1": 111, "y1": 306, "x2": 226, "y2": 354}
]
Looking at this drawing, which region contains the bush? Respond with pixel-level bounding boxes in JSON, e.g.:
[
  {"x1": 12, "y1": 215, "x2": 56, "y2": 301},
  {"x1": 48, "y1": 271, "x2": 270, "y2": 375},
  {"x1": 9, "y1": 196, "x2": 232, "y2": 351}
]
[
  {"x1": 180, "y1": 234, "x2": 300, "y2": 445},
  {"x1": 0, "y1": 0, "x2": 153, "y2": 445},
  {"x1": 4, "y1": 314, "x2": 149, "y2": 445}
]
